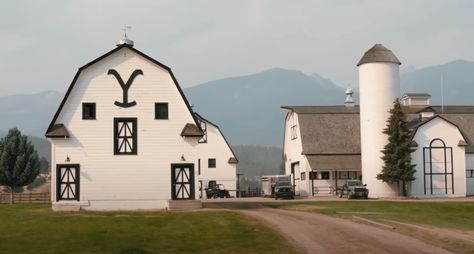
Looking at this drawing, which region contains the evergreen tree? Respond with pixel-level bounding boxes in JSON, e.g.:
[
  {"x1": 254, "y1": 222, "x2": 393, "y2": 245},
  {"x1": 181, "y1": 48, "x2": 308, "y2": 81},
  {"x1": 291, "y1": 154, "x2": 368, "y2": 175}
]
[
  {"x1": 0, "y1": 128, "x2": 40, "y2": 204},
  {"x1": 377, "y1": 99, "x2": 416, "y2": 196}
]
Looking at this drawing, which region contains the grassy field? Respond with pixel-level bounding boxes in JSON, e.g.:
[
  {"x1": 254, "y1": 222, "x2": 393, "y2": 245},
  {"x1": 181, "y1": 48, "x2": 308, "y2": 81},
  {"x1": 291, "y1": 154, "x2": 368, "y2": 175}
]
[
  {"x1": 0, "y1": 204, "x2": 296, "y2": 254},
  {"x1": 268, "y1": 201, "x2": 474, "y2": 230}
]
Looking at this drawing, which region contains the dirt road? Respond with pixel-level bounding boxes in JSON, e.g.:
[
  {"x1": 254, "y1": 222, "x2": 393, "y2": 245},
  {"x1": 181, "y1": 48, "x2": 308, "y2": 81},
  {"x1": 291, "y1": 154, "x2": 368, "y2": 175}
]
[{"x1": 204, "y1": 201, "x2": 452, "y2": 254}]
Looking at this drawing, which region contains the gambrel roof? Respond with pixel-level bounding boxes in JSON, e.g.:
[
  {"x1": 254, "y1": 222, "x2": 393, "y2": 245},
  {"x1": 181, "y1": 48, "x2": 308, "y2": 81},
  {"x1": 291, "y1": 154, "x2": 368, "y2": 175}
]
[{"x1": 45, "y1": 44, "x2": 203, "y2": 137}]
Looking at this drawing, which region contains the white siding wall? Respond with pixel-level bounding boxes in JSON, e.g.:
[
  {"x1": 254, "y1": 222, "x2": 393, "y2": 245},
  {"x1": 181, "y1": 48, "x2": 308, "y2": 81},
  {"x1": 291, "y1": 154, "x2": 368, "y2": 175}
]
[
  {"x1": 411, "y1": 118, "x2": 467, "y2": 197},
  {"x1": 466, "y1": 154, "x2": 474, "y2": 195},
  {"x1": 283, "y1": 112, "x2": 311, "y2": 196},
  {"x1": 50, "y1": 48, "x2": 203, "y2": 210},
  {"x1": 197, "y1": 121, "x2": 237, "y2": 198}
]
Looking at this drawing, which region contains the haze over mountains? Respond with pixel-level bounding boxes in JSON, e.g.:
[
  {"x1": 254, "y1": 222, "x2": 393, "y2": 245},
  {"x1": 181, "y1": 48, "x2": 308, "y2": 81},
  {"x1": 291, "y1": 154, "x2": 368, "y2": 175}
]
[{"x1": 1, "y1": 59, "x2": 473, "y2": 150}]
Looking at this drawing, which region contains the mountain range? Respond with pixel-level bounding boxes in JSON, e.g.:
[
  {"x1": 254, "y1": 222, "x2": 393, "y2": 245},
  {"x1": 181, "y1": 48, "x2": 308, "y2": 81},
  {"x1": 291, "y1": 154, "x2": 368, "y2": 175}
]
[{"x1": 0, "y1": 60, "x2": 473, "y2": 172}]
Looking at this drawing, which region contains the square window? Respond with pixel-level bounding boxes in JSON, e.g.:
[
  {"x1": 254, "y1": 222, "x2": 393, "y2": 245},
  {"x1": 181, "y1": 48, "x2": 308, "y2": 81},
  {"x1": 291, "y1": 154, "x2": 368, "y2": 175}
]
[
  {"x1": 82, "y1": 103, "x2": 96, "y2": 120},
  {"x1": 208, "y1": 158, "x2": 216, "y2": 168},
  {"x1": 155, "y1": 103, "x2": 168, "y2": 119},
  {"x1": 301, "y1": 172, "x2": 306, "y2": 181}
]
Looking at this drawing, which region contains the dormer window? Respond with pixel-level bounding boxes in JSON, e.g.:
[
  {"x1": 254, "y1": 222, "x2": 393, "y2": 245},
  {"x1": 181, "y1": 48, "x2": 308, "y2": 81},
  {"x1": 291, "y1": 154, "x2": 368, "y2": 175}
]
[
  {"x1": 82, "y1": 103, "x2": 96, "y2": 120},
  {"x1": 155, "y1": 103, "x2": 169, "y2": 119}
]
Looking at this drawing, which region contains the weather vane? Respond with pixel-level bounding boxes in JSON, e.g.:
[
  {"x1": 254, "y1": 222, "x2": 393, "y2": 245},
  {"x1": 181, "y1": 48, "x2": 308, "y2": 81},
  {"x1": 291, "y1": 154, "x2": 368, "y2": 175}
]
[{"x1": 122, "y1": 25, "x2": 132, "y2": 39}]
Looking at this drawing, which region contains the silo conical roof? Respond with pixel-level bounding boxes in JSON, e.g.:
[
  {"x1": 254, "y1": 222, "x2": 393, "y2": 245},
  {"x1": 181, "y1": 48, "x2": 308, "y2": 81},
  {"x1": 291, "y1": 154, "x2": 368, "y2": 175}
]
[{"x1": 357, "y1": 44, "x2": 401, "y2": 66}]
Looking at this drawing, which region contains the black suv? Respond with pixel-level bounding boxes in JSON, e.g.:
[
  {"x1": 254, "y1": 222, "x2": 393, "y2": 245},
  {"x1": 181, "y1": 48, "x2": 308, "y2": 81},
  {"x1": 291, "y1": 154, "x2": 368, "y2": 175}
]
[{"x1": 274, "y1": 181, "x2": 295, "y2": 200}]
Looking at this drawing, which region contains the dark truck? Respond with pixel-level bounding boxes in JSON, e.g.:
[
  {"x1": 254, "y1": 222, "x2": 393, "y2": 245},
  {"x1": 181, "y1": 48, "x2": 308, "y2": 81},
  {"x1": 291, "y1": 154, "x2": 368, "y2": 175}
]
[
  {"x1": 339, "y1": 180, "x2": 369, "y2": 199},
  {"x1": 274, "y1": 181, "x2": 294, "y2": 200}
]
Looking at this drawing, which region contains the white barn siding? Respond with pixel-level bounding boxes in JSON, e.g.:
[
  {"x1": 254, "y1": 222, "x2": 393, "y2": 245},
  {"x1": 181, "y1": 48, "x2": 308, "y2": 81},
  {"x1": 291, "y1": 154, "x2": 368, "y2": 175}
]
[
  {"x1": 283, "y1": 112, "x2": 311, "y2": 196},
  {"x1": 197, "y1": 118, "x2": 237, "y2": 198},
  {"x1": 50, "y1": 47, "x2": 204, "y2": 210},
  {"x1": 411, "y1": 118, "x2": 467, "y2": 197}
]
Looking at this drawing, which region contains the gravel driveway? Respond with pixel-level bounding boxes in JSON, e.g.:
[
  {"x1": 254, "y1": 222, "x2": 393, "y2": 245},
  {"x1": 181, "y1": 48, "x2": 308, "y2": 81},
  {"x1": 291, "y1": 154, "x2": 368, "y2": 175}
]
[{"x1": 204, "y1": 200, "x2": 452, "y2": 254}]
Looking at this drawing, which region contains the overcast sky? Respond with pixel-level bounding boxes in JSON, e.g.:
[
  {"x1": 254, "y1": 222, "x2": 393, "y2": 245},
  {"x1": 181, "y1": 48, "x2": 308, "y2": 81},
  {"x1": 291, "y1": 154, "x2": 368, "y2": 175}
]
[{"x1": 1, "y1": 0, "x2": 473, "y2": 96}]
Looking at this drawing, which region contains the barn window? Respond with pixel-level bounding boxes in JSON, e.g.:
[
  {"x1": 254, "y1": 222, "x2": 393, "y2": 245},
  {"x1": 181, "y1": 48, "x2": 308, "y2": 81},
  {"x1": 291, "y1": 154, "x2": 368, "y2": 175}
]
[
  {"x1": 290, "y1": 113, "x2": 297, "y2": 140},
  {"x1": 114, "y1": 118, "x2": 137, "y2": 155},
  {"x1": 82, "y1": 103, "x2": 96, "y2": 120},
  {"x1": 155, "y1": 103, "x2": 169, "y2": 119},
  {"x1": 301, "y1": 172, "x2": 306, "y2": 180},
  {"x1": 208, "y1": 158, "x2": 216, "y2": 168},
  {"x1": 198, "y1": 119, "x2": 207, "y2": 143}
]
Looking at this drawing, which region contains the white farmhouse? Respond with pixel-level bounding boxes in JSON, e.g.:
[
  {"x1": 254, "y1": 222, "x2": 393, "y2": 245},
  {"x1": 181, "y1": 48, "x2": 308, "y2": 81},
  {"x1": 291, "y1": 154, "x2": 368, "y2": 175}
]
[
  {"x1": 46, "y1": 39, "x2": 237, "y2": 211},
  {"x1": 282, "y1": 44, "x2": 474, "y2": 198}
]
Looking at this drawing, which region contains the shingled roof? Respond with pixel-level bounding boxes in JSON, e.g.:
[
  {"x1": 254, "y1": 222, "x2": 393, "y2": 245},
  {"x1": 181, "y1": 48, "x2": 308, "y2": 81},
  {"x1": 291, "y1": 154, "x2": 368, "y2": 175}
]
[
  {"x1": 357, "y1": 44, "x2": 401, "y2": 66},
  {"x1": 283, "y1": 105, "x2": 474, "y2": 155}
]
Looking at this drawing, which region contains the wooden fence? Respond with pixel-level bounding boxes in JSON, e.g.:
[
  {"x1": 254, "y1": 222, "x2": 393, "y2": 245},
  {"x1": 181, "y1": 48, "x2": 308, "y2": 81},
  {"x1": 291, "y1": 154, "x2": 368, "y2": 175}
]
[{"x1": 0, "y1": 192, "x2": 51, "y2": 204}]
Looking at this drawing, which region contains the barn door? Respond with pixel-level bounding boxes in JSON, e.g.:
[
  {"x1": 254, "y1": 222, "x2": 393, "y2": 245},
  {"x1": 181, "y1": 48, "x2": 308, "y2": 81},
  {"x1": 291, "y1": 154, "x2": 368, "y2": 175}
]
[
  {"x1": 56, "y1": 164, "x2": 80, "y2": 201},
  {"x1": 171, "y1": 164, "x2": 195, "y2": 200}
]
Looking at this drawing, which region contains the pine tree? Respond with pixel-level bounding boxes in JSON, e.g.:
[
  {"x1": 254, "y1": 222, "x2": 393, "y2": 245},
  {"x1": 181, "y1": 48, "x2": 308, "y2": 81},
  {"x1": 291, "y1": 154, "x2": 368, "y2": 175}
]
[
  {"x1": 377, "y1": 99, "x2": 416, "y2": 196},
  {"x1": 0, "y1": 128, "x2": 40, "y2": 204}
]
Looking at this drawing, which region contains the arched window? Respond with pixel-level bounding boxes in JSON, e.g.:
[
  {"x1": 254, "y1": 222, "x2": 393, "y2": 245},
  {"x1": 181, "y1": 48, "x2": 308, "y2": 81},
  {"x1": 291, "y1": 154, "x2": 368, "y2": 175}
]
[{"x1": 423, "y1": 138, "x2": 454, "y2": 195}]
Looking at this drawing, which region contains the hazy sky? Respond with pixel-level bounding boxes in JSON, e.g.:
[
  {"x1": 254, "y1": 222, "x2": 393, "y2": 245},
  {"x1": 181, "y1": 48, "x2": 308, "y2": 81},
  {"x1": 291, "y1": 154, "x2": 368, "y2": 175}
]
[{"x1": 1, "y1": 0, "x2": 474, "y2": 96}]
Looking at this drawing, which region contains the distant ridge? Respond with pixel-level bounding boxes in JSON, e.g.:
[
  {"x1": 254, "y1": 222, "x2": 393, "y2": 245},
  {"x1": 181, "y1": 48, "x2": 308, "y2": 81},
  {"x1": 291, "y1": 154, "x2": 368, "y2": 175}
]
[{"x1": 185, "y1": 68, "x2": 345, "y2": 146}]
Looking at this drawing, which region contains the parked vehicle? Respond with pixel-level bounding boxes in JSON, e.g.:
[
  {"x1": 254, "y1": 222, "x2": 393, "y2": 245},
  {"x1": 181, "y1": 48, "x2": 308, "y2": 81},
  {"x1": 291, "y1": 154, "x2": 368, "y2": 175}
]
[
  {"x1": 339, "y1": 180, "x2": 369, "y2": 199},
  {"x1": 274, "y1": 181, "x2": 294, "y2": 200},
  {"x1": 205, "y1": 182, "x2": 231, "y2": 199},
  {"x1": 261, "y1": 175, "x2": 292, "y2": 197}
]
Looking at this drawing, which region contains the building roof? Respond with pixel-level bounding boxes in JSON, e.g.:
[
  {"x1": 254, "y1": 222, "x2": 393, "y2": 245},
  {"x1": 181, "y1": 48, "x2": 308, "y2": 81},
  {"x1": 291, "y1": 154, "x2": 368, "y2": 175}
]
[
  {"x1": 402, "y1": 93, "x2": 432, "y2": 98},
  {"x1": 286, "y1": 106, "x2": 361, "y2": 154},
  {"x1": 284, "y1": 105, "x2": 474, "y2": 154},
  {"x1": 181, "y1": 123, "x2": 205, "y2": 137},
  {"x1": 281, "y1": 105, "x2": 360, "y2": 114},
  {"x1": 306, "y1": 154, "x2": 361, "y2": 170},
  {"x1": 356, "y1": 44, "x2": 401, "y2": 66},
  {"x1": 45, "y1": 124, "x2": 69, "y2": 138},
  {"x1": 45, "y1": 44, "x2": 203, "y2": 137}
]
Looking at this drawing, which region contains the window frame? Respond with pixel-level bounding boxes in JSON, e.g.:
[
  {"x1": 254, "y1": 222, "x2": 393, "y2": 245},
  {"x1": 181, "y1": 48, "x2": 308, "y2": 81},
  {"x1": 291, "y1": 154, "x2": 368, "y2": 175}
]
[
  {"x1": 198, "y1": 119, "x2": 207, "y2": 143},
  {"x1": 114, "y1": 118, "x2": 138, "y2": 155},
  {"x1": 154, "y1": 102, "x2": 169, "y2": 120},
  {"x1": 208, "y1": 158, "x2": 216, "y2": 168},
  {"x1": 82, "y1": 102, "x2": 96, "y2": 120}
]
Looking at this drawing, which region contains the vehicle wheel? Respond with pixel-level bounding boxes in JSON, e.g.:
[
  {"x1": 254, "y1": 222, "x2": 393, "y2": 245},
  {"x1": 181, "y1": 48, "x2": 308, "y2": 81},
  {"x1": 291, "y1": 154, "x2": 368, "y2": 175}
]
[
  {"x1": 275, "y1": 196, "x2": 278, "y2": 200},
  {"x1": 290, "y1": 196, "x2": 294, "y2": 199},
  {"x1": 364, "y1": 194, "x2": 368, "y2": 199}
]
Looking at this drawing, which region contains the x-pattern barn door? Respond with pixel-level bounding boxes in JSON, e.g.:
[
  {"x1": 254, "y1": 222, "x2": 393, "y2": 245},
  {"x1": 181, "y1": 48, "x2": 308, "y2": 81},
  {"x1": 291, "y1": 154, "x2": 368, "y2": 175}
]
[
  {"x1": 171, "y1": 164, "x2": 195, "y2": 200},
  {"x1": 56, "y1": 164, "x2": 80, "y2": 201}
]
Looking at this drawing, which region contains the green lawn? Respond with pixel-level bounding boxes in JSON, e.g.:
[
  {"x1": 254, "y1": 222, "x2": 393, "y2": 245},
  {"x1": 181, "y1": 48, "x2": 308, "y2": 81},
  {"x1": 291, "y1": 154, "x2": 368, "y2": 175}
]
[
  {"x1": 268, "y1": 201, "x2": 474, "y2": 230},
  {"x1": 0, "y1": 204, "x2": 296, "y2": 254}
]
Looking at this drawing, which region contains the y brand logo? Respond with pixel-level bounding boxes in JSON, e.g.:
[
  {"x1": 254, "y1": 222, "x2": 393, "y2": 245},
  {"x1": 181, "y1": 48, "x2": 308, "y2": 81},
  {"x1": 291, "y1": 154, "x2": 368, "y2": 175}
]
[{"x1": 108, "y1": 69, "x2": 143, "y2": 108}]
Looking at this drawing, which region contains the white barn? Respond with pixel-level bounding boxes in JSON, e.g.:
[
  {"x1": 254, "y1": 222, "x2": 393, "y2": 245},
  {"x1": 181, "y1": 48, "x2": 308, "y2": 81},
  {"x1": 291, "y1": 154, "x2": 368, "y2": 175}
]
[
  {"x1": 282, "y1": 44, "x2": 474, "y2": 198},
  {"x1": 46, "y1": 39, "x2": 237, "y2": 211}
]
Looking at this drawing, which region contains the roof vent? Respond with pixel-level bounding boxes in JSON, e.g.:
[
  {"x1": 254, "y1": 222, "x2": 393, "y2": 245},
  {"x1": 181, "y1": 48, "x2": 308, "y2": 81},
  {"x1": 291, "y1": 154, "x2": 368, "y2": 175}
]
[
  {"x1": 344, "y1": 87, "x2": 355, "y2": 107},
  {"x1": 116, "y1": 25, "x2": 134, "y2": 47}
]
